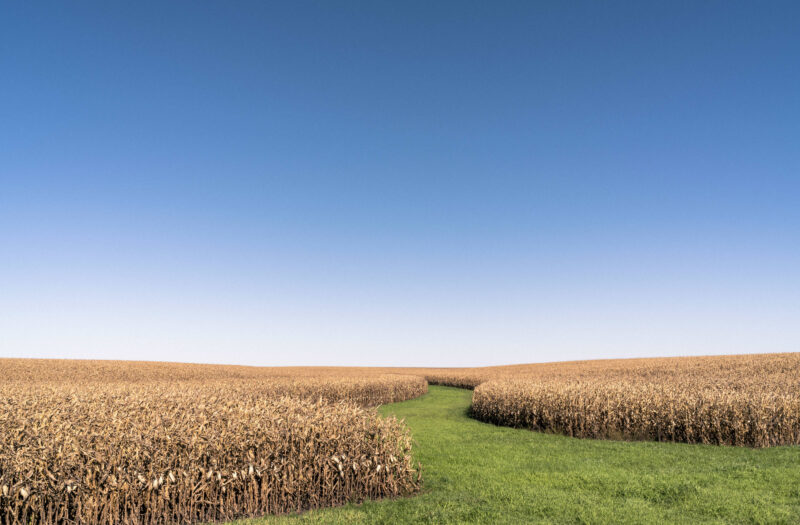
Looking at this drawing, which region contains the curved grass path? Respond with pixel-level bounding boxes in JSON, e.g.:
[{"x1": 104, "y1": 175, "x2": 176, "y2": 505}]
[{"x1": 238, "y1": 386, "x2": 800, "y2": 524}]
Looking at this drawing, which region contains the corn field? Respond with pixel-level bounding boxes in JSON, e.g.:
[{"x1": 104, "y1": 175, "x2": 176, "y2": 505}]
[
  {"x1": 397, "y1": 353, "x2": 800, "y2": 447},
  {"x1": 2, "y1": 354, "x2": 798, "y2": 524},
  {"x1": 0, "y1": 361, "x2": 426, "y2": 525},
  {"x1": 471, "y1": 379, "x2": 800, "y2": 447}
]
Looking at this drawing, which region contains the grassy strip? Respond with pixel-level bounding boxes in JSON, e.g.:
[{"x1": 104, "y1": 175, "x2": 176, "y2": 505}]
[{"x1": 233, "y1": 386, "x2": 800, "y2": 524}]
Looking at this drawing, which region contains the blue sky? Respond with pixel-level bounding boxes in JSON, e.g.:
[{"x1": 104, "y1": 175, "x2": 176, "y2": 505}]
[{"x1": 2, "y1": 1, "x2": 798, "y2": 366}]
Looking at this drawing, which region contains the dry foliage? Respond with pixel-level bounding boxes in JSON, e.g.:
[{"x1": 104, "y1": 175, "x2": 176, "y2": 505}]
[
  {"x1": 3, "y1": 352, "x2": 797, "y2": 525},
  {"x1": 472, "y1": 379, "x2": 800, "y2": 447},
  {"x1": 0, "y1": 361, "x2": 426, "y2": 524},
  {"x1": 397, "y1": 353, "x2": 800, "y2": 447}
]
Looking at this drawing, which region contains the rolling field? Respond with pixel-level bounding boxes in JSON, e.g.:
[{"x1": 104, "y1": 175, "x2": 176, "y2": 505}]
[
  {"x1": 0, "y1": 361, "x2": 425, "y2": 524},
  {"x1": 247, "y1": 386, "x2": 800, "y2": 524},
  {"x1": 1, "y1": 355, "x2": 799, "y2": 524},
  {"x1": 403, "y1": 353, "x2": 800, "y2": 447}
]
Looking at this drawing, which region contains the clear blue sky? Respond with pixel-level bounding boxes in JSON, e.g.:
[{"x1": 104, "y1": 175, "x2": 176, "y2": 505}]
[{"x1": 2, "y1": 1, "x2": 798, "y2": 366}]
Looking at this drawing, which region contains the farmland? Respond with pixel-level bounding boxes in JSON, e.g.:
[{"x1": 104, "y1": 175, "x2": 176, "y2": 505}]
[
  {"x1": 0, "y1": 361, "x2": 425, "y2": 525},
  {"x1": 411, "y1": 353, "x2": 800, "y2": 447},
  {"x1": 1, "y1": 354, "x2": 799, "y2": 524},
  {"x1": 249, "y1": 386, "x2": 800, "y2": 524}
]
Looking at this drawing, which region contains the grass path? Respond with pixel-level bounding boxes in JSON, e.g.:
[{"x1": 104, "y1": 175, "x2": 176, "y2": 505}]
[{"x1": 238, "y1": 386, "x2": 800, "y2": 524}]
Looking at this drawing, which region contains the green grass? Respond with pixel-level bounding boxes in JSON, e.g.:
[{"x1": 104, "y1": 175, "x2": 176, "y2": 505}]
[{"x1": 233, "y1": 386, "x2": 800, "y2": 524}]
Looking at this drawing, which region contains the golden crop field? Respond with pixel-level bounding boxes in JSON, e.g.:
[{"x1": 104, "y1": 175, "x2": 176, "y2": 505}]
[
  {"x1": 2, "y1": 354, "x2": 799, "y2": 524},
  {"x1": 0, "y1": 360, "x2": 425, "y2": 525},
  {"x1": 396, "y1": 353, "x2": 800, "y2": 447}
]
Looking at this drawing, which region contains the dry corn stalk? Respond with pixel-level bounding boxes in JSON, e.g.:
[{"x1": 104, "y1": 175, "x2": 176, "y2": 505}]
[
  {"x1": 391, "y1": 353, "x2": 800, "y2": 447},
  {"x1": 0, "y1": 365, "x2": 425, "y2": 525}
]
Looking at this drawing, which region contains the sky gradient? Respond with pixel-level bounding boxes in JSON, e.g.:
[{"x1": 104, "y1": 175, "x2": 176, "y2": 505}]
[{"x1": 2, "y1": 1, "x2": 799, "y2": 366}]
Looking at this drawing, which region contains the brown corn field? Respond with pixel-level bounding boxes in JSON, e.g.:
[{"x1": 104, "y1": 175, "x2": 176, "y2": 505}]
[
  {"x1": 0, "y1": 360, "x2": 425, "y2": 525},
  {"x1": 395, "y1": 353, "x2": 800, "y2": 447},
  {"x1": 2, "y1": 353, "x2": 798, "y2": 524},
  {"x1": 471, "y1": 379, "x2": 800, "y2": 447}
]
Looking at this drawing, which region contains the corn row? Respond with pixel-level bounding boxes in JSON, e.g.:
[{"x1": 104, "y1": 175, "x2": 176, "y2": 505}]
[
  {"x1": 389, "y1": 353, "x2": 800, "y2": 447},
  {"x1": 0, "y1": 373, "x2": 425, "y2": 524},
  {"x1": 472, "y1": 379, "x2": 800, "y2": 447}
]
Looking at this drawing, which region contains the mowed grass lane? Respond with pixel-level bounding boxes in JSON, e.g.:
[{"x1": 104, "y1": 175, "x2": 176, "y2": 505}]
[{"x1": 236, "y1": 385, "x2": 800, "y2": 524}]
